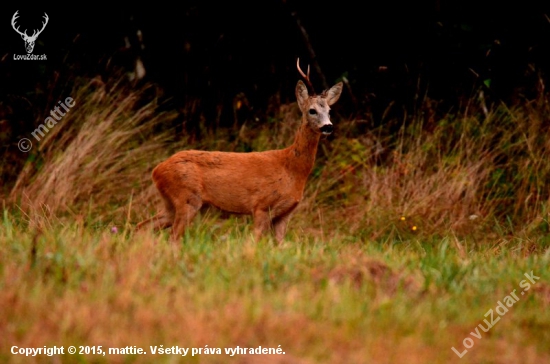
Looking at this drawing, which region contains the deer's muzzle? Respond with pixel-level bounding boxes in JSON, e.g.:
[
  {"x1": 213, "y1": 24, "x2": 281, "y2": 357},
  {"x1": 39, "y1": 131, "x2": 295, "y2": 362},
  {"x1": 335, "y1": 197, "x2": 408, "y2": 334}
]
[{"x1": 320, "y1": 124, "x2": 333, "y2": 135}]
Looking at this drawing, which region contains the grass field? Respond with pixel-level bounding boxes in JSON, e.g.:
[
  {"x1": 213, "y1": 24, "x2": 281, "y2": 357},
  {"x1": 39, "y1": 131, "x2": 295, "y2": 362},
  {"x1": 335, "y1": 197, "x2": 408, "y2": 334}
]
[
  {"x1": 1, "y1": 213, "x2": 549, "y2": 363},
  {"x1": 2, "y1": 78, "x2": 550, "y2": 363}
]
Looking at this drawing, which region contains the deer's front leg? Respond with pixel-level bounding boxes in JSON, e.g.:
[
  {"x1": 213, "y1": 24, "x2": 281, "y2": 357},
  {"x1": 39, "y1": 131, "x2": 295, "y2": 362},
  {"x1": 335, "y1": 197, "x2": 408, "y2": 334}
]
[
  {"x1": 273, "y1": 213, "x2": 292, "y2": 244},
  {"x1": 252, "y1": 209, "x2": 272, "y2": 242}
]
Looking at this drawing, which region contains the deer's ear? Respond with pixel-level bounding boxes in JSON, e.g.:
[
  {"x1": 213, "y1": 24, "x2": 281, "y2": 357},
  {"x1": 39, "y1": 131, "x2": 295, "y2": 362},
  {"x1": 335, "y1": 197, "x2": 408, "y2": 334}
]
[
  {"x1": 325, "y1": 82, "x2": 343, "y2": 106},
  {"x1": 295, "y1": 80, "x2": 309, "y2": 112}
]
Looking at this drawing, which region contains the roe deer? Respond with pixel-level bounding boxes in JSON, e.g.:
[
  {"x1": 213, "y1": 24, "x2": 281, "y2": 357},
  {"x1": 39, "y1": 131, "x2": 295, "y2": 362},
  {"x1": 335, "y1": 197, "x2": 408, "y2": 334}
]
[{"x1": 137, "y1": 59, "x2": 343, "y2": 243}]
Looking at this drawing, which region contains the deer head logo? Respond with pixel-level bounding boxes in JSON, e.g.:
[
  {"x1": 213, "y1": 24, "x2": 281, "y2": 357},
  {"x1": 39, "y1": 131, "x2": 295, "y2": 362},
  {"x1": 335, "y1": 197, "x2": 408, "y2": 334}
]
[{"x1": 11, "y1": 11, "x2": 49, "y2": 54}]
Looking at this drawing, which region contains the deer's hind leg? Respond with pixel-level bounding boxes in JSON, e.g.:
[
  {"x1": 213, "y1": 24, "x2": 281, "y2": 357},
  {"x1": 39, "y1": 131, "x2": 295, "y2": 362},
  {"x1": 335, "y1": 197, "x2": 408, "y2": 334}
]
[
  {"x1": 136, "y1": 195, "x2": 175, "y2": 232},
  {"x1": 170, "y1": 191, "x2": 202, "y2": 241},
  {"x1": 135, "y1": 213, "x2": 171, "y2": 231}
]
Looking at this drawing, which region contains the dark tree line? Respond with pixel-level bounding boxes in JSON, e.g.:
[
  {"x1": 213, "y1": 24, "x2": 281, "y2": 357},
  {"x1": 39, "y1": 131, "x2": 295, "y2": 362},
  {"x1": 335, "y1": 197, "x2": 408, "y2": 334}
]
[{"x1": 1, "y1": 1, "x2": 549, "y2": 167}]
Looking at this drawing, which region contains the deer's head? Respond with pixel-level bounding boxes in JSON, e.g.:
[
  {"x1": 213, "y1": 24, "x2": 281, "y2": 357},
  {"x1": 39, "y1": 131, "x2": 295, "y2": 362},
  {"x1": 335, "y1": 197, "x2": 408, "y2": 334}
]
[
  {"x1": 12, "y1": 11, "x2": 49, "y2": 54},
  {"x1": 296, "y1": 59, "x2": 343, "y2": 135}
]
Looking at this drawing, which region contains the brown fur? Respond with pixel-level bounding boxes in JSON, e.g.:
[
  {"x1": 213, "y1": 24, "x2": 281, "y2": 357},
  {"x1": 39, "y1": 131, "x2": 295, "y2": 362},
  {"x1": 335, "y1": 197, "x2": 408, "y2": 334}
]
[{"x1": 137, "y1": 79, "x2": 343, "y2": 243}]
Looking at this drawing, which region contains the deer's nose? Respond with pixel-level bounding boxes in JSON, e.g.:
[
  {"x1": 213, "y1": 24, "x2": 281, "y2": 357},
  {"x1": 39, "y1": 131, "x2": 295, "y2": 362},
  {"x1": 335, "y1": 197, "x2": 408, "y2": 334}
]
[{"x1": 320, "y1": 124, "x2": 333, "y2": 135}]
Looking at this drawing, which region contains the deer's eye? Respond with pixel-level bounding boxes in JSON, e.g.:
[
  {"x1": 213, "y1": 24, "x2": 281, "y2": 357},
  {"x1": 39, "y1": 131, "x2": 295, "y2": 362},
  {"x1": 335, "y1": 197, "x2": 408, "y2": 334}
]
[{"x1": 309, "y1": 109, "x2": 317, "y2": 115}]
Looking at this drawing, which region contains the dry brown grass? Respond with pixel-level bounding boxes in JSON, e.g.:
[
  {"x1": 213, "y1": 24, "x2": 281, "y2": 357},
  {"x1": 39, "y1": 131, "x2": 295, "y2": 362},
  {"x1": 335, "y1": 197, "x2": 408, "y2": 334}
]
[
  {"x1": 286, "y1": 94, "x2": 550, "y2": 242},
  {"x1": 8, "y1": 77, "x2": 178, "y2": 228}
]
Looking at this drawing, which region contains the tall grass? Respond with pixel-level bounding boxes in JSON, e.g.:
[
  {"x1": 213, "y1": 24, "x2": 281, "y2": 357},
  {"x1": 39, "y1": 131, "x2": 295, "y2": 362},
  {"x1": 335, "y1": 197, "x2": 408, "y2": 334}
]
[
  {"x1": 8, "y1": 77, "x2": 178, "y2": 228},
  {"x1": 6, "y1": 77, "x2": 550, "y2": 245},
  {"x1": 296, "y1": 93, "x2": 550, "y2": 245}
]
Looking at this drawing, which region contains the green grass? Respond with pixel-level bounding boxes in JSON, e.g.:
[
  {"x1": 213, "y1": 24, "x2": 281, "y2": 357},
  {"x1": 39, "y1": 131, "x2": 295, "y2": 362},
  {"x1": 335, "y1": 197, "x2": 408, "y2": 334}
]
[{"x1": 1, "y1": 210, "x2": 549, "y2": 363}]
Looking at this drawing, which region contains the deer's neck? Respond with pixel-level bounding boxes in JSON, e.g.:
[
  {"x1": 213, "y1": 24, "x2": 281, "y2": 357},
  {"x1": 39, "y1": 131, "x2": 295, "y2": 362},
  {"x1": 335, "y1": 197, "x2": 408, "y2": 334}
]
[{"x1": 286, "y1": 119, "x2": 321, "y2": 177}]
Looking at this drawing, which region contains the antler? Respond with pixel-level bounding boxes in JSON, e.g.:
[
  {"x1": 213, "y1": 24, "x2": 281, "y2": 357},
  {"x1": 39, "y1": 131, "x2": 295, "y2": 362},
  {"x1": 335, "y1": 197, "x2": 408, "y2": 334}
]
[
  {"x1": 296, "y1": 58, "x2": 315, "y2": 94},
  {"x1": 11, "y1": 11, "x2": 26, "y2": 37},
  {"x1": 37, "y1": 13, "x2": 50, "y2": 35},
  {"x1": 31, "y1": 13, "x2": 49, "y2": 39},
  {"x1": 11, "y1": 11, "x2": 49, "y2": 40}
]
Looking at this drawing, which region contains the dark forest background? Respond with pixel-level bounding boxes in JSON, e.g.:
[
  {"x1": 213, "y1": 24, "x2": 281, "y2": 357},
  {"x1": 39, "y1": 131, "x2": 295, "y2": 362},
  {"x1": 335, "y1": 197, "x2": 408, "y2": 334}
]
[{"x1": 1, "y1": 1, "x2": 550, "y2": 189}]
